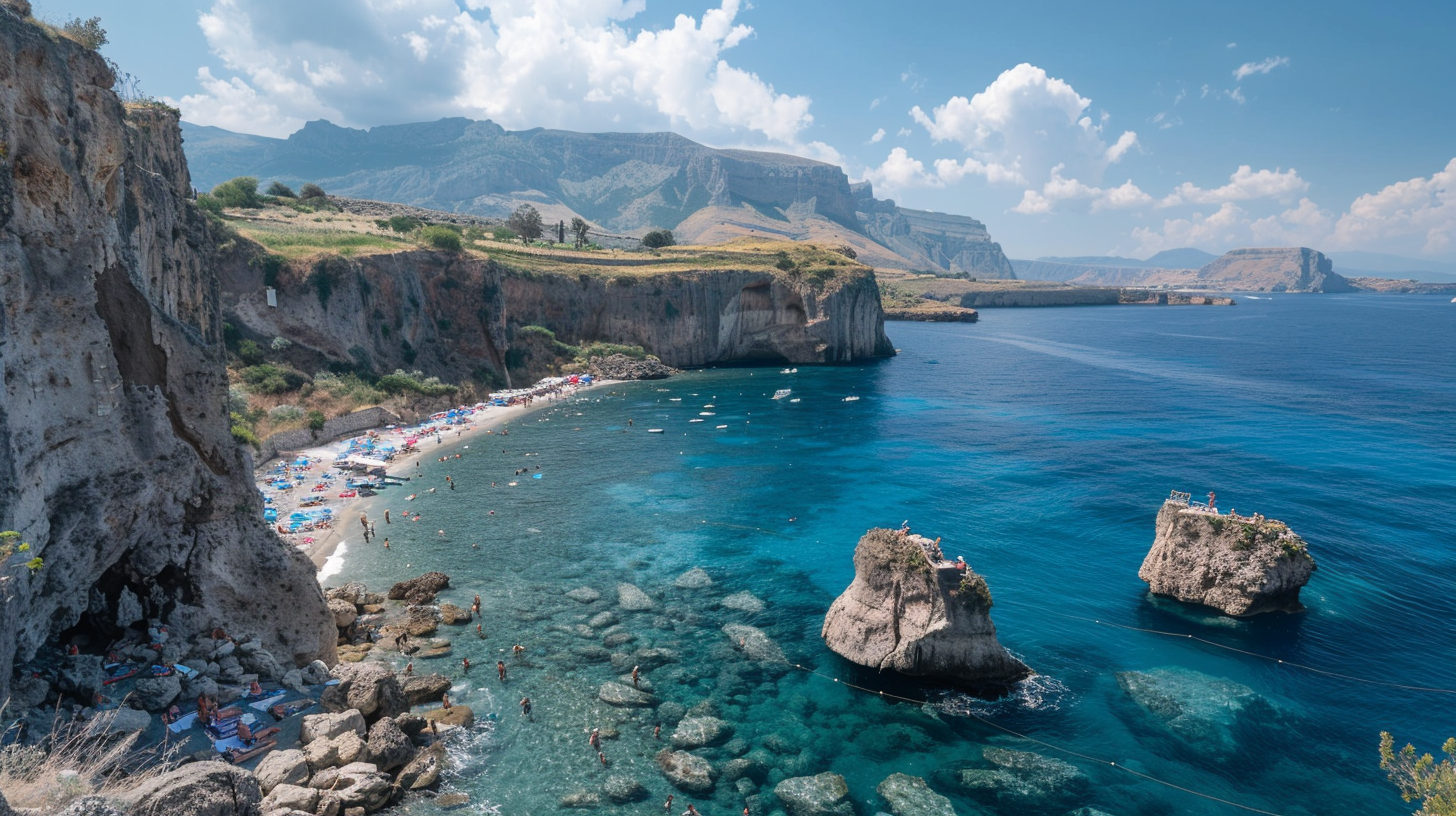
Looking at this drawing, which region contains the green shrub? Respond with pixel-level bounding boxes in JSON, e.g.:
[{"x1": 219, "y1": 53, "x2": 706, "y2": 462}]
[
  {"x1": 642, "y1": 229, "x2": 675, "y2": 248},
  {"x1": 774, "y1": 252, "x2": 795, "y2": 272},
  {"x1": 196, "y1": 193, "x2": 224, "y2": 216},
  {"x1": 957, "y1": 573, "x2": 994, "y2": 610},
  {"x1": 266, "y1": 181, "x2": 297, "y2": 198},
  {"x1": 375, "y1": 370, "x2": 459, "y2": 397},
  {"x1": 211, "y1": 176, "x2": 261, "y2": 209},
  {"x1": 492, "y1": 226, "x2": 517, "y2": 241},
  {"x1": 387, "y1": 215, "x2": 423, "y2": 234},
  {"x1": 59, "y1": 17, "x2": 107, "y2": 50},
  {"x1": 229, "y1": 413, "x2": 260, "y2": 448},
  {"x1": 307, "y1": 410, "x2": 326, "y2": 431},
  {"x1": 236, "y1": 339, "x2": 264, "y2": 365},
  {"x1": 250, "y1": 253, "x2": 285, "y2": 288},
  {"x1": 419, "y1": 225, "x2": 462, "y2": 252},
  {"x1": 298, "y1": 182, "x2": 327, "y2": 201},
  {"x1": 312, "y1": 260, "x2": 334, "y2": 307},
  {"x1": 239, "y1": 364, "x2": 308, "y2": 395}
]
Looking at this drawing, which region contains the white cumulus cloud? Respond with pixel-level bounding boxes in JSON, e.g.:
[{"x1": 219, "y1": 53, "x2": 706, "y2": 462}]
[
  {"x1": 869, "y1": 128, "x2": 885, "y2": 144},
  {"x1": 1159, "y1": 165, "x2": 1309, "y2": 208},
  {"x1": 1233, "y1": 56, "x2": 1291, "y2": 81},
  {"x1": 862, "y1": 147, "x2": 941, "y2": 189},
  {"x1": 1013, "y1": 164, "x2": 1151, "y2": 214},
  {"x1": 171, "y1": 0, "x2": 818, "y2": 153},
  {"x1": 907, "y1": 63, "x2": 1138, "y2": 208},
  {"x1": 1331, "y1": 158, "x2": 1456, "y2": 254}
]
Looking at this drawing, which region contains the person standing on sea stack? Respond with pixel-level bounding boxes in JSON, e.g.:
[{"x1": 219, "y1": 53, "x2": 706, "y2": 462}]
[{"x1": 821, "y1": 528, "x2": 1029, "y2": 688}]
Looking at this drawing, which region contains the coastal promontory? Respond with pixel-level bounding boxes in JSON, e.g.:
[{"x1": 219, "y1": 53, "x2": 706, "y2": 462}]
[
  {"x1": 1138, "y1": 492, "x2": 1316, "y2": 615},
  {"x1": 821, "y1": 529, "x2": 1030, "y2": 687}
]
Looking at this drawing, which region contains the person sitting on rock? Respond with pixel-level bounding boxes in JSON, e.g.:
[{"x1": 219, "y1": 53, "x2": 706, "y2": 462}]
[
  {"x1": 955, "y1": 556, "x2": 967, "y2": 573},
  {"x1": 248, "y1": 679, "x2": 263, "y2": 697}
]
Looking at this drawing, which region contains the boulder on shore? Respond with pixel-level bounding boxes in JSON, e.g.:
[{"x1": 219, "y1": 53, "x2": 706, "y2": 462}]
[
  {"x1": 1138, "y1": 496, "x2": 1315, "y2": 615},
  {"x1": 388, "y1": 572, "x2": 452, "y2": 605},
  {"x1": 321, "y1": 663, "x2": 408, "y2": 721},
  {"x1": 821, "y1": 528, "x2": 1030, "y2": 687},
  {"x1": 116, "y1": 761, "x2": 262, "y2": 816}
]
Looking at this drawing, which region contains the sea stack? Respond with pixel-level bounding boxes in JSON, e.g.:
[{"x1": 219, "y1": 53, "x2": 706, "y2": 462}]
[
  {"x1": 1138, "y1": 492, "x2": 1316, "y2": 615},
  {"x1": 821, "y1": 528, "x2": 1030, "y2": 687}
]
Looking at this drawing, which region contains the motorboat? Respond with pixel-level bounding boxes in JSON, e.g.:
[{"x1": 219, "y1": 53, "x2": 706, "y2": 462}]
[
  {"x1": 772, "y1": 389, "x2": 792, "y2": 400},
  {"x1": 843, "y1": 396, "x2": 860, "y2": 402}
]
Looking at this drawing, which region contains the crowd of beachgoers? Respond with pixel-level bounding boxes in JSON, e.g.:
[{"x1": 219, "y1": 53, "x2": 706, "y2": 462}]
[{"x1": 255, "y1": 376, "x2": 604, "y2": 568}]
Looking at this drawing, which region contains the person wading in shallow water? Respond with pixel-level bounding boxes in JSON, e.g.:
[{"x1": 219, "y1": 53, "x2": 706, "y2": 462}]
[
  {"x1": 520, "y1": 697, "x2": 532, "y2": 719},
  {"x1": 662, "y1": 795, "x2": 673, "y2": 813},
  {"x1": 497, "y1": 661, "x2": 507, "y2": 682}
]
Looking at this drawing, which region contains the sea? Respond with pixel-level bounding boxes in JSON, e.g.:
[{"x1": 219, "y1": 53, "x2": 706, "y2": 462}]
[{"x1": 328, "y1": 293, "x2": 1456, "y2": 816}]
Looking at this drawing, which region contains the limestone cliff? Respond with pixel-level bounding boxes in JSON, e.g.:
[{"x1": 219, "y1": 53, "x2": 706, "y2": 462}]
[
  {"x1": 0, "y1": 14, "x2": 334, "y2": 698},
  {"x1": 220, "y1": 248, "x2": 893, "y2": 386},
  {"x1": 821, "y1": 529, "x2": 1029, "y2": 688},
  {"x1": 1194, "y1": 247, "x2": 1351, "y2": 293},
  {"x1": 1138, "y1": 497, "x2": 1315, "y2": 615},
  {"x1": 853, "y1": 184, "x2": 1015, "y2": 279}
]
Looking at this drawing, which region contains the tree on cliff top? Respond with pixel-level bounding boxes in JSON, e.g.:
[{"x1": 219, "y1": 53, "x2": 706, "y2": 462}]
[
  {"x1": 1381, "y1": 732, "x2": 1456, "y2": 815},
  {"x1": 507, "y1": 204, "x2": 543, "y2": 244},
  {"x1": 266, "y1": 181, "x2": 296, "y2": 198},
  {"x1": 211, "y1": 176, "x2": 261, "y2": 209},
  {"x1": 642, "y1": 229, "x2": 674, "y2": 249},
  {"x1": 571, "y1": 217, "x2": 591, "y2": 249}
]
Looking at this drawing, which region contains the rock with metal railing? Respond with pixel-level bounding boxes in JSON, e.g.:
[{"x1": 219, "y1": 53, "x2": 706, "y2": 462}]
[
  {"x1": 1138, "y1": 491, "x2": 1316, "y2": 615},
  {"x1": 821, "y1": 528, "x2": 1030, "y2": 689}
]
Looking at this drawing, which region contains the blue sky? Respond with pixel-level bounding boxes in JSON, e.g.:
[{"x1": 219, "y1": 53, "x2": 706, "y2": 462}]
[{"x1": 34, "y1": 0, "x2": 1456, "y2": 261}]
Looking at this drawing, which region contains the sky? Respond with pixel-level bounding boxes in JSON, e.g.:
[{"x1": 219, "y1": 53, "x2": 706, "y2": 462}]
[{"x1": 34, "y1": 0, "x2": 1456, "y2": 261}]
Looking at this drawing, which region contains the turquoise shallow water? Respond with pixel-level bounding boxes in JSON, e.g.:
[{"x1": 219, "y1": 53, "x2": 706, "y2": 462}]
[{"x1": 333, "y1": 293, "x2": 1456, "y2": 816}]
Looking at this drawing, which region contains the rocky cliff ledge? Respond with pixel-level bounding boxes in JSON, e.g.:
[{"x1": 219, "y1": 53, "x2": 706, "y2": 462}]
[
  {"x1": 1138, "y1": 495, "x2": 1316, "y2": 615},
  {"x1": 822, "y1": 529, "x2": 1029, "y2": 688},
  {"x1": 0, "y1": 13, "x2": 334, "y2": 699}
]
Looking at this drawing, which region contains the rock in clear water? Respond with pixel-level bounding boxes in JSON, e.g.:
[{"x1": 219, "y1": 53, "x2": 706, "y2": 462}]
[
  {"x1": 1138, "y1": 498, "x2": 1316, "y2": 615},
  {"x1": 723, "y1": 624, "x2": 786, "y2": 663},
  {"x1": 1116, "y1": 667, "x2": 1272, "y2": 757},
  {"x1": 603, "y1": 775, "x2": 648, "y2": 803},
  {"x1": 774, "y1": 772, "x2": 853, "y2": 816},
  {"x1": 439, "y1": 603, "x2": 472, "y2": 624},
  {"x1": 945, "y1": 747, "x2": 1087, "y2": 811},
  {"x1": 657, "y1": 749, "x2": 715, "y2": 793},
  {"x1": 560, "y1": 790, "x2": 603, "y2": 808},
  {"x1": 721, "y1": 591, "x2": 766, "y2": 614},
  {"x1": 599, "y1": 681, "x2": 657, "y2": 707},
  {"x1": 388, "y1": 571, "x2": 451, "y2": 605},
  {"x1": 567, "y1": 587, "x2": 601, "y2": 603},
  {"x1": 589, "y1": 611, "x2": 620, "y2": 628},
  {"x1": 617, "y1": 583, "x2": 655, "y2": 610},
  {"x1": 876, "y1": 773, "x2": 955, "y2": 816},
  {"x1": 822, "y1": 528, "x2": 1030, "y2": 686},
  {"x1": 675, "y1": 568, "x2": 714, "y2": 588},
  {"x1": 671, "y1": 716, "x2": 734, "y2": 749}
]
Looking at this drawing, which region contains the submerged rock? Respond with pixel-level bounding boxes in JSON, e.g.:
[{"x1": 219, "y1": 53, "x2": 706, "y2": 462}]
[
  {"x1": 1116, "y1": 667, "x2": 1272, "y2": 757},
  {"x1": 617, "y1": 583, "x2": 655, "y2": 611},
  {"x1": 775, "y1": 772, "x2": 853, "y2": 816},
  {"x1": 821, "y1": 528, "x2": 1030, "y2": 686},
  {"x1": 567, "y1": 587, "x2": 602, "y2": 604},
  {"x1": 599, "y1": 681, "x2": 657, "y2": 707},
  {"x1": 1138, "y1": 496, "x2": 1316, "y2": 615},
  {"x1": 876, "y1": 773, "x2": 955, "y2": 816},
  {"x1": 438, "y1": 603, "x2": 471, "y2": 624},
  {"x1": 603, "y1": 775, "x2": 648, "y2": 803},
  {"x1": 721, "y1": 591, "x2": 766, "y2": 614},
  {"x1": 944, "y1": 747, "x2": 1087, "y2": 811},
  {"x1": 723, "y1": 624, "x2": 786, "y2": 664},
  {"x1": 674, "y1": 568, "x2": 714, "y2": 589},
  {"x1": 671, "y1": 716, "x2": 733, "y2": 749},
  {"x1": 560, "y1": 790, "x2": 602, "y2": 808},
  {"x1": 657, "y1": 749, "x2": 715, "y2": 793}
]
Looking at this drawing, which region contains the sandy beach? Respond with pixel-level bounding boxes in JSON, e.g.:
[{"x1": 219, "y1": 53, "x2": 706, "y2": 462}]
[{"x1": 253, "y1": 379, "x2": 616, "y2": 577}]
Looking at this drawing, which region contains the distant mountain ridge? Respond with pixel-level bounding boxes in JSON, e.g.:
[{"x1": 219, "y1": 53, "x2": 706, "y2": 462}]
[
  {"x1": 180, "y1": 118, "x2": 1015, "y2": 279},
  {"x1": 1015, "y1": 247, "x2": 1351, "y2": 292}
]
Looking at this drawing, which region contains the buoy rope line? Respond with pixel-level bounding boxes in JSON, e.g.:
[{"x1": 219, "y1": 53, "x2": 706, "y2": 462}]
[
  {"x1": 780, "y1": 660, "x2": 1285, "y2": 816},
  {"x1": 1002, "y1": 603, "x2": 1456, "y2": 695},
  {"x1": 698, "y1": 520, "x2": 795, "y2": 539}
]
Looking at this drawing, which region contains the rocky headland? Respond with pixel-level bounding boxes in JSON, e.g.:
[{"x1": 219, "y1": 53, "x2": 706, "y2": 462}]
[
  {"x1": 0, "y1": 7, "x2": 335, "y2": 712},
  {"x1": 821, "y1": 529, "x2": 1030, "y2": 688},
  {"x1": 1138, "y1": 494, "x2": 1316, "y2": 615}
]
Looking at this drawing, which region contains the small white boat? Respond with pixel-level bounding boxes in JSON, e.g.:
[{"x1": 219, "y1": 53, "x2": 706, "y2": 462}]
[
  {"x1": 843, "y1": 396, "x2": 860, "y2": 402},
  {"x1": 699, "y1": 412, "x2": 716, "y2": 416},
  {"x1": 780, "y1": 368, "x2": 792, "y2": 374},
  {"x1": 772, "y1": 389, "x2": 792, "y2": 400},
  {"x1": 716, "y1": 425, "x2": 727, "y2": 429},
  {"x1": 789, "y1": 398, "x2": 800, "y2": 403},
  {"x1": 648, "y1": 429, "x2": 665, "y2": 434},
  {"x1": 703, "y1": 404, "x2": 715, "y2": 408},
  {"x1": 689, "y1": 419, "x2": 704, "y2": 423},
  {"x1": 669, "y1": 398, "x2": 682, "y2": 402}
]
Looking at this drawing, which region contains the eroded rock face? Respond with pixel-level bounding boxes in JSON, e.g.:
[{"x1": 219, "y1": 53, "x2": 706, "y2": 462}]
[
  {"x1": 821, "y1": 529, "x2": 1029, "y2": 687},
  {"x1": 387, "y1": 572, "x2": 451, "y2": 605},
  {"x1": 1138, "y1": 499, "x2": 1315, "y2": 615},
  {"x1": 117, "y1": 761, "x2": 263, "y2": 816},
  {"x1": 0, "y1": 15, "x2": 334, "y2": 699},
  {"x1": 321, "y1": 663, "x2": 408, "y2": 721}
]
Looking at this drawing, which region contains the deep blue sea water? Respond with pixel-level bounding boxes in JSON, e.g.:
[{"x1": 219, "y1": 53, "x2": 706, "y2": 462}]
[{"x1": 333, "y1": 293, "x2": 1456, "y2": 816}]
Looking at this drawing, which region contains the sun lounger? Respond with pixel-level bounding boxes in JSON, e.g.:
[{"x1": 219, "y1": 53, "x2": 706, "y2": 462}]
[
  {"x1": 226, "y1": 738, "x2": 276, "y2": 764},
  {"x1": 268, "y1": 698, "x2": 316, "y2": 718},
  {"x1": 247, "y1": 691, "x2": 286, "y2": 710},
  {"x1": 102, "y1": 665, "x2": 139, "y2": 685}
]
